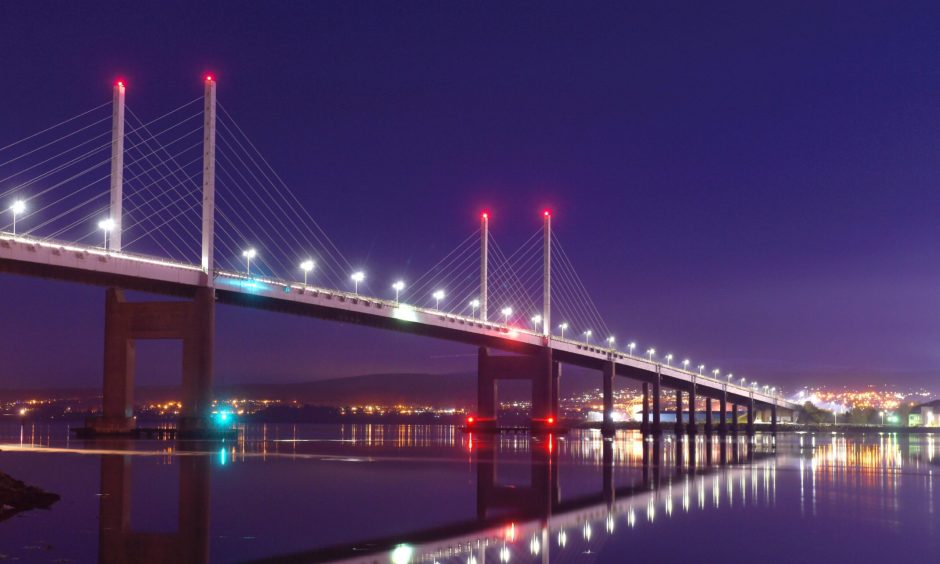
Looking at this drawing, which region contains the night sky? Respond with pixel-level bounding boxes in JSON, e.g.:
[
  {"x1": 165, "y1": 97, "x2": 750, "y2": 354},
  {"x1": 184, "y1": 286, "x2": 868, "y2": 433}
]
[{"x1": 1, "y1": 1, "x2": 938, "y2": 393}]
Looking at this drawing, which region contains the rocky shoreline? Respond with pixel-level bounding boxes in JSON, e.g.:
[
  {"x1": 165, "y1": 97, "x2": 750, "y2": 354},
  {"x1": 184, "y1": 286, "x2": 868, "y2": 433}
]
[{"x1": 0, "y1": 470, "x2": 60, "y2": 522}]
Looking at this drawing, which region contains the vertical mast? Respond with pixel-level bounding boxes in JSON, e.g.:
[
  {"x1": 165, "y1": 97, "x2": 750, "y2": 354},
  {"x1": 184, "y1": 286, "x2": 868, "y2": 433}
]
[
  {"x1": 108, "y1": 81, "x2": 125, "y2": 251},
  {"x1": 481, "y1": 211, "x2": 489, "y2": 322},
  {"x1": 201, "y1": 75, "x2": 217, "y2": 279},
  {"x1": 543, "y1": 210, "x2": 551, "y2": 336}
]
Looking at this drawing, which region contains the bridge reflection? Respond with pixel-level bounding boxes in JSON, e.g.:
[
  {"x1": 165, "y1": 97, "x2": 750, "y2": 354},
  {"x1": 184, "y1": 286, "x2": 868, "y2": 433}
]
[{"x1": 58, "y1": 428, "x2": 935, "y2": 563}]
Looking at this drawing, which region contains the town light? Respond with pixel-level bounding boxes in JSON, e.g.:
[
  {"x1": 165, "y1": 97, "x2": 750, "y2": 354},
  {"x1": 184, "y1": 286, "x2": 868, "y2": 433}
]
[
  {"x1": 646, "y1": 348, "x2": 655, "y2": 361},
  {"x1": 501, "y1": 306, "x2": 513, "y2": 325},
  {"x1": 99, "y1": 218, "x2": 115, "y2": 250},
  {"x1": 392, "y1": 280, "x2": 405, "y2": 302},
  {"x1": 241, "y1": 248, "x2": 257, "y2": 275},
  {"x1": 470, "y1": 298, "x2": 480, "y2": 318},
  {"x1": 9, "y1": 200, "x2": 25, "y2": 236},
  {"x1": 558, "y1": 322, "x2": 568, "y2": 338},
  {"x1": 433, "y1": 290, "x2": 445, "y2": 310},
  {"x1": 351, "y1": 271, "x2": 365, "y2": 294},
  {"x1": 300, "y1": 259, "x2": 314, "y2": 285}
]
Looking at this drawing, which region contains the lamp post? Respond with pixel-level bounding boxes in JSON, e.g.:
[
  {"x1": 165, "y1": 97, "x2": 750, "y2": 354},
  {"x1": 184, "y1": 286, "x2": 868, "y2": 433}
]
[
  {"x1": 683, "y1": 359, "x2": 690, "y2": 371},
  {"x1": 628, "y1": 342, "x2": 636, "y2": 356},
  {"x1": 433, "y1": 290, "x2": 445, "y2": 310},
  {"x1": 501, "y1": 306, "x2": 513, "y2": 325},
  {"x1": 665, "y1": 354, "x2": 673, "y2": 367},
  {"x1": 99, "y1": 218, "x2": 115, "y2": 250},
  {"x1": 392, "y1": 281, "x2": 405, "y2": 303},
  {"x1": 584, "y1": 330, "x2": 592, "y2": 344},
  {"x1": 242, "y1": 248, "x2": 257, "y2": 275},
  {"x1": 9, "y1": 200, "x2": 25, "y2": 236},
  {"x1": 646, "y1": 348, "x2": 655, "y2": 361},
  {"x1": 300, "y1": 259, "x2": 314, "y2": 285},
  {"x1": 470, "y1": 299, "x2": 480, "y2": 319},
  {"x1": 558, "y1": 322, "x2": 568, "y2": 339},
  {"x1": 713, "y1": 369, "x2": 720, "y2": 380},
  {"x1": 351, "y1": 271, "x2": 365, "y2": 295},
  {"x1": 607, "y1": 336, "x2": 615, "y2": 349},
  {"x1": 531, "y1": 315, "x2": 543, "y2": 332}
]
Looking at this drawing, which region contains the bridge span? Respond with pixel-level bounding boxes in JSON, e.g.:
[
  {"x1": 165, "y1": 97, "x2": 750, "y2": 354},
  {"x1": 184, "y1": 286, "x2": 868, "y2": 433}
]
[{"x1": 0, "y1": 76, "x2": 798, "y2": 436}]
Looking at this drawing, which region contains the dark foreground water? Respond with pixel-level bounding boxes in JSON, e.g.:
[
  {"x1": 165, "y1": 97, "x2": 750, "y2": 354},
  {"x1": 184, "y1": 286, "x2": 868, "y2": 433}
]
[{"x1": 0, "y1": 424, "x2": 937, "y2": 563}]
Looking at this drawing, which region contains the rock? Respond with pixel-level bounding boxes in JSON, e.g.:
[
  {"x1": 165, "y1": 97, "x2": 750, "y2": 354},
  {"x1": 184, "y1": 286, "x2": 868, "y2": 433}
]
[{"x1": 0, "y1": 472, "x2": 60, "y2": 521}]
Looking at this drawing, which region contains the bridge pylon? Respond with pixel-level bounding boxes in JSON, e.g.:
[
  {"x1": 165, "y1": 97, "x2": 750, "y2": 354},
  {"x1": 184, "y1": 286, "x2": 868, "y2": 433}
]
[{"x1": 108, "y1": 80, "x2": 125, "y2": 251}]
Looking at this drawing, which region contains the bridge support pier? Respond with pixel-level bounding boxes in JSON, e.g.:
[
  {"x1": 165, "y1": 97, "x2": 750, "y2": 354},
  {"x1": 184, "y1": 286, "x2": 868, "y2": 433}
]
[
  {"x1": 731, "y1": 403, "x2": 739, "y2": 434},
  {"x1": 652, "y1": 371, "x2": 661, "y2": 434},
  {"x1": 746, "y1": 398, "x2": 755, "y2": 436},
  {"x1": 719, "y1": 393, "x2": 728, "y2": 435},
  {"x1": 476, "y1": 346, "x2": 558, "y2": 429},
  {"x1": 688, "y1": 384, "x2": 697, "y2": 435},
  {"x1": 602, "y1": 360, "x2": 615, "y2": 435},
  {"x1": 704, "y1": 397, "x2": 713, "y2": 434},
  {"x1": 641, "y1": 382, "x2": 650, "y2": 433},
  {"x1": 86, "y1": 287, "x2": 216, "y2": 437},
  {"x1": 771, "y1": 404, "x2": 778, "y2": 433},
  {"x1": 674, "y1": 389, "x2": 683, "y2": 435}
]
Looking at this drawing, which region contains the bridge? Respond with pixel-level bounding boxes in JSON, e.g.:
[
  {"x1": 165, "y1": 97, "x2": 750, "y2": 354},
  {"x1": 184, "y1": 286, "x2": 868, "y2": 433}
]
[{"x1": 0, "y1": 77, "x2": 798, "y2": 437}]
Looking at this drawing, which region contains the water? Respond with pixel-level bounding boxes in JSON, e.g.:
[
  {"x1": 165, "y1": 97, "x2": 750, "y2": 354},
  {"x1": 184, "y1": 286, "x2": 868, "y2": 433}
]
[{"x1": 0, "y1": 424, "x2": 937, "y2": 563}]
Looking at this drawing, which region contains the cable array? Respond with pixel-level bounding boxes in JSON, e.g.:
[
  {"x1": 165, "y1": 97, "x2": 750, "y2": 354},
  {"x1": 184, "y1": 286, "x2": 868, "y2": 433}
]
[{"x1": 551, "y1": 232, "x2": 611, "y2": 340}]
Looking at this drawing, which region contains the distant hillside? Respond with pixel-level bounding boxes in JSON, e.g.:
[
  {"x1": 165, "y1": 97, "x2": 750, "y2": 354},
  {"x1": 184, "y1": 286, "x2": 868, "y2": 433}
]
[{"x1": 217, "y1": 372, "x2": 479, "y2": 408}]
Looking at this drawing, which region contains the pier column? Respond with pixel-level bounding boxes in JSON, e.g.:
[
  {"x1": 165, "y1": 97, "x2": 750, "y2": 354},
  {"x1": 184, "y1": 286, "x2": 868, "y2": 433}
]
[
  {"x1": 731, "y1": 403, "x2": 739, "y2": 434},
  {"x1": 652, "y1": 370, "x2": 661, "y2": 433},
  {"x1": 705, "y1": 397, "x2": 713, "y2": 434},
  {"x1": 477, "y1": 346, "x2": 556, "y2": 428},
  {"x1": 602, "y1": 360, "x2": 614, "y2": 432},
  {"x1": 688, "y1": 383, "x2": 697, "y2": 435},
  {"x1": 674, "y1": 389, "x2": 684, "y2": 435},
  {"x1": 642, "y1": 382, "x2": 650, "y2": 433},
  {"x1": 746, "y1": 398, "x2": 755, "y2": 435},
  {"x1": 719, "y1": 393, "x2": 728, "y2": 435},
  {"x1": 771, "y1": 404, "x2": 778, "y2": 433},
  {"x1": 87, "y1": 286, "x2": 216, "y2": 437}
]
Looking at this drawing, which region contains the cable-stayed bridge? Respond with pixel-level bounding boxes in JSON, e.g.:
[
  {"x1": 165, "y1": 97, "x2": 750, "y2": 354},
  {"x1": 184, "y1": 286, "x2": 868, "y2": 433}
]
[{"x1": 0, "y1": 77, "x2": 798, "y2": 437}]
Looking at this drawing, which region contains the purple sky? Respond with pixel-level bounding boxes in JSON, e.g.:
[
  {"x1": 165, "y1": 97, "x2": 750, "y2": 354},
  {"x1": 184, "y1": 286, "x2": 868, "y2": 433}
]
[{"x1": 1, "y1": 2, "x2": 938, "y2": 392}]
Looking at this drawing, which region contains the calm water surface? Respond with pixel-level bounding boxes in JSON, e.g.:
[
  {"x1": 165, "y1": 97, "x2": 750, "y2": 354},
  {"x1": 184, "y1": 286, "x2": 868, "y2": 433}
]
[{"x1": 0, "y1": 424, "x2": 937, "y2": 563}]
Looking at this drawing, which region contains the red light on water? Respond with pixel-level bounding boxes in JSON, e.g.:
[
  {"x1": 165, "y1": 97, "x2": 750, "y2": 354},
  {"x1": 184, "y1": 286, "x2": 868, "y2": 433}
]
[
  {"x1": 547, "y1": 417, "x2": 555, "y2": 424},
  {"x1": 467, "y1": 416, "x2": 475, "y2": 424}
]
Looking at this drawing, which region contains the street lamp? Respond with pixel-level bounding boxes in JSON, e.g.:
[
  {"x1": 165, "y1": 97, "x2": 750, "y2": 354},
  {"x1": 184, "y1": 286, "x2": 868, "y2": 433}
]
[
  {"x1": 583, "y1": 330, "x2": 592, "y2": 344},
  {"x1": 698, "y1": 364, "x2": 705, "y2": 376},
  {"x1": 433, "y1": 290, "x2": 445, "y2": 310},
  {"x1": 9, "y1": 200, "x2": 25, "y2": 236},
  {"x1": 501, "y1": 306, "x2": 513, "y2": 325},
  {"x1": 646, "y1": 348, "x2": 655, "y2": 361},
  {"x1": 392, "y1": 280, "x2": 405, "y2": 303},
  {"x1": 727, "y1": 373, "x2": 733, "y2": 382},
  {"x1": 470, "y1": 299, "x2": 480, "y2": 319},
  {"x1": 607, "y1": 336, "x2": 615, "y2": 348},
  {"x1": 628, "y1": 342, "x2": 636, "y2": 356},
  {"x1": 300, "y1": 259, "x2": 314, "y2": 285},
  {"x1": 712, "y1": 369, "x2": 720, "y2": 379},
  {"x1": 351, "y1": 271, "x2": 365, "y2": 294},
  {"x1": 665, "y1": 354, "x2": 673, "y2": 366},
  {"x1": 558, "y1": 322, "x2": 569, "y2": 339},
  {"x1": 682, "y1": 359, "x2": 690, "y2": 371},
  {"x1": 241, "y1": 248, "x2": 257, "y2": 275},
  {"x1": 99, "y1": 218, "x2": 115, "y2": 250},
  {"x1": 531, "y1": 315, "x2": 543, "y2": 331}
]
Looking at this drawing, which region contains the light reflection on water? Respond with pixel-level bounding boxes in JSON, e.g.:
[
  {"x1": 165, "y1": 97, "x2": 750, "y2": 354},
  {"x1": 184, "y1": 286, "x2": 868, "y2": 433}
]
[{"x1": 0, "y1": 425, "x2": 937, "y2": 563}]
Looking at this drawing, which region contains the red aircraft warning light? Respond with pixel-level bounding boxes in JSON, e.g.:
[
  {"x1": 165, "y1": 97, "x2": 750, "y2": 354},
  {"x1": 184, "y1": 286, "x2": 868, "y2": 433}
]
[
  {"x1": 481, "y1": 211, "x2": 489, "y2": 220},
  {"x1": 205, "y1": 74, "x2": 215, "y2": 82},
  {"x1": 543, "y1": 209, "x2": 551, "y2": 217},
  {"x1": 116, "y1": 80, "x2": 125, "y2": 88}
]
